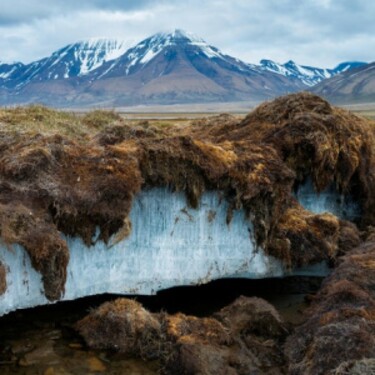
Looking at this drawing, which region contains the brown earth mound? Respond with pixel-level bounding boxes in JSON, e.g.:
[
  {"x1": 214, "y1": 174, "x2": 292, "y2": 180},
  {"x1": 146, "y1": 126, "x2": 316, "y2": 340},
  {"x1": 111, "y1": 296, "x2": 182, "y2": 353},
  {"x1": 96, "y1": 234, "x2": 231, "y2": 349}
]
[
  {"x1": 213, "y1": 295, "x2": 288, "y2": 339},
  {"x1": 0, "y1": 93, "x2": 372, "y2": 300},
  {"x1": 75, "y1": 298, "x2": 161, "y2": 359},
  {"x1": 285, "y1": 239, "x2": 375, "y2": 374},
  {"x1": 76, "y1": 296, "x2": 289, "y2": 375}
]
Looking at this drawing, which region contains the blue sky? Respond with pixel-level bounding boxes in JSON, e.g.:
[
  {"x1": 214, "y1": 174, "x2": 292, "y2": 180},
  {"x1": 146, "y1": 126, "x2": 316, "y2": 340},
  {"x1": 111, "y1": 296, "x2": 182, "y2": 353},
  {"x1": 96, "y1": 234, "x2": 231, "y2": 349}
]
[{"x1": 1, "y1": 0, "x2": 374, "y2": 67}]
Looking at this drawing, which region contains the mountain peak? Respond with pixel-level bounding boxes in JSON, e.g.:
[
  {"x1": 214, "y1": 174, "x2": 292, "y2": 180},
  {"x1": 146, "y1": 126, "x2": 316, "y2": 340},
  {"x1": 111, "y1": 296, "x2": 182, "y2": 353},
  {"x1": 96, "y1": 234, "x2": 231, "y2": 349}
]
[
  {"x1": 169, "y1": 29, "x2": 204, "y2": 42},
  {"x1": 284, "y1": 60, "x2": 297, "y2": 68},
  {"x1": 148, "y1": 29, "x2": 207, "y2": 47},
  {"x1": 171, "y1": 28, "x2": 192, "y2": 38},
  {"x1": 106, "y1": 29, "x2": 224, "y2": 73}
]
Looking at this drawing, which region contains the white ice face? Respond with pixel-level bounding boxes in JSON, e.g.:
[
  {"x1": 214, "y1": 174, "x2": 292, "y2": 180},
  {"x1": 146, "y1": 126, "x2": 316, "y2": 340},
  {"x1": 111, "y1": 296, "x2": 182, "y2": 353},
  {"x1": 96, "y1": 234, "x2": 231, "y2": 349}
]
[
  {"x1": 295, "y1": 178, "x2": 361, "y2": 221},
  {"x1": 0, "y1": 188, "x2": 331, "y2": 316}
]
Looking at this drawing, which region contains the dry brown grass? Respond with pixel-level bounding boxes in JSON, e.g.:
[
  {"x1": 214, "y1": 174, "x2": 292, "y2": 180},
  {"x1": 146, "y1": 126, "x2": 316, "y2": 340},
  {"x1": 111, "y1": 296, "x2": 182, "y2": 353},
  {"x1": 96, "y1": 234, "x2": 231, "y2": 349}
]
[
  {"x1": 269, "y1": 207, "x2": 343, "y2": 268},
  {"x1": 0, "y1": 105, "x2": 125, "y2": 140},
  {"x1": 162, "y1": 313, "x2": 231, "y2": 346}
]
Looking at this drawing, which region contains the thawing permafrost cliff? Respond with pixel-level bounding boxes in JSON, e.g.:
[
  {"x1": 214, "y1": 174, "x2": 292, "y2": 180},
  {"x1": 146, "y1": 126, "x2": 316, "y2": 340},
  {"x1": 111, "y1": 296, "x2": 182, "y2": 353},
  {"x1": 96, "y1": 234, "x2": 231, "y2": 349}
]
[
  {"x1": 0, "y1": 92, "x2": 373, "y2": 315},
  {"x1": 0, "y1": 187, "x2": 358, "y2": 316}
]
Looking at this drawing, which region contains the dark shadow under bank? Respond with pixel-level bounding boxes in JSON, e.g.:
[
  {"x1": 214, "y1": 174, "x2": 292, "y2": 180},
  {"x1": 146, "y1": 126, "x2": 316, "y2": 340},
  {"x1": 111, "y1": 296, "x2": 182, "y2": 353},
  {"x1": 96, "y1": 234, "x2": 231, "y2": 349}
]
[
  {"x1": 136, "y1": 276, "x2": 323, "y2": 318},
  {"x1": 0, "y1": 276, "x2": 323, "y2": 332}
]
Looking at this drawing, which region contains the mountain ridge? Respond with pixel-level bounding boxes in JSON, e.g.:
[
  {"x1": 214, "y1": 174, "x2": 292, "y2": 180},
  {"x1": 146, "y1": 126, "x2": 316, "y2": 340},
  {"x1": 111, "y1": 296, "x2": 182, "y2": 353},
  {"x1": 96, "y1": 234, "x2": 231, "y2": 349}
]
[
  {"x1": 259, "y1": 59, "x2": 367, "y2": 87},
  {"x1": 0, "y1": 29, "x2": 370, "y2": 106}
]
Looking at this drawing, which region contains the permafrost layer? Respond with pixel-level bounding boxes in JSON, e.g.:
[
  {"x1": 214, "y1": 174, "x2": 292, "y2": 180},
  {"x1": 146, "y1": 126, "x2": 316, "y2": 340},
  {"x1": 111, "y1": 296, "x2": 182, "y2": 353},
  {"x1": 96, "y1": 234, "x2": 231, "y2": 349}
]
[
  {"x1": 0, "y1": 188, "x2": 334, "y2": 316},
  {"x1": 296, "y1": 179, "x2": 361, "y2": 221}
]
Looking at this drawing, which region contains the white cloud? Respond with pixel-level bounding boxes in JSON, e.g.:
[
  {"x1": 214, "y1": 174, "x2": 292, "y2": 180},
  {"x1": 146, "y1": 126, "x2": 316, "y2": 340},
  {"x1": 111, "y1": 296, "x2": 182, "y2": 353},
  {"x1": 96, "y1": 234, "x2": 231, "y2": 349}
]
[{"x1": 0, "y1": 0, "x2": 373, "y2": 67}]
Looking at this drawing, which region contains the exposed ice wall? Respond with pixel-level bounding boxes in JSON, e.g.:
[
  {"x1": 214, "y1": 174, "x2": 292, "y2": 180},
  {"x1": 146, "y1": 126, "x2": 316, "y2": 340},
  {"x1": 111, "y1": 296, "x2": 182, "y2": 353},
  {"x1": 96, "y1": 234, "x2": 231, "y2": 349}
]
[
  {"x1": 295, "y1": 178, "x2": 361, "y2": 221},
  {"x1": 0, "y1": 188, "x2": 329, "y2": 316}
]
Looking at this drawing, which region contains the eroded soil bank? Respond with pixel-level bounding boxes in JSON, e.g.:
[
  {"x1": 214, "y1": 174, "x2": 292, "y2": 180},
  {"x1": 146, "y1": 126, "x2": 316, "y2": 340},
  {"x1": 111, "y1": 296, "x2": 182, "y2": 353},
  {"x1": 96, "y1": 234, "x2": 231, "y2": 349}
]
[
  {"x1": 0, "y1": 92, "x2": 373, "y2": 306},
  {"x1": 1, "y1": 92, "x2": 375, "y2": 373}
]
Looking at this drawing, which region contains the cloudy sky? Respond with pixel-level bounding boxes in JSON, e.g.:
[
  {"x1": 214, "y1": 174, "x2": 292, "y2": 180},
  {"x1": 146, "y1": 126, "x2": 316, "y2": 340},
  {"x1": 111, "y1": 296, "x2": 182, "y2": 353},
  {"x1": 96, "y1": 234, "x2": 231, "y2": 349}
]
[{"x1": 1, "y1": 0, "x2": 374, "y2": 68}]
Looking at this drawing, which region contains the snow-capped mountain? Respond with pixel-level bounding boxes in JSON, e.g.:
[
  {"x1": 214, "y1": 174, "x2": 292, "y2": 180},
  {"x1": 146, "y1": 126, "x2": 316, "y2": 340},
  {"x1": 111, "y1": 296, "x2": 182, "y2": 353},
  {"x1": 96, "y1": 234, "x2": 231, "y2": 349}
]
[
  {"x1": 259, "y1": 59, "x2": 367, "y2": 87},
  {"x1": 0, "y1": 29, "x2": 369, "y2": 106},
  {"x1": 1, "y1": 38, "x2": 129, "y2": 89},
  {"x1": 83, "y1": 29, "x2": 305, "y2": 105},
  {"x1": 90, "y1": 29, "x2": 257, "y2": 79}
]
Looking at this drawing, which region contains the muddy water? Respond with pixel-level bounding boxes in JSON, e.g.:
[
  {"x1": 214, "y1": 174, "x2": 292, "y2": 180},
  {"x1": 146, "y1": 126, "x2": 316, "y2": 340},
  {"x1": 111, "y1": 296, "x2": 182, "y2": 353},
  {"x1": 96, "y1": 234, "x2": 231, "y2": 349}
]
[
  {"x1": 0, "y1": 296, "x2": 159, "y2": 375},
  {"x1": 0, "y1": 277, "x2": 322, "y2": 374}
]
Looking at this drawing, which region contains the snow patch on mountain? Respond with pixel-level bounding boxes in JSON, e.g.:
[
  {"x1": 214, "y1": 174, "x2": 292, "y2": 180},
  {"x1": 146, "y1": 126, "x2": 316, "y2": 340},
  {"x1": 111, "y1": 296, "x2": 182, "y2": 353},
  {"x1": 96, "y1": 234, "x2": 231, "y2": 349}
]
[
  {"x1": 60, "y1": 38, "x2": 130, "y2": 76},
  {"x1": 0, "y1": 62, "x2": 24, "y2": 82},
  {"x1": 0, "y1": 66, "x2": 20, "y2": 79}
]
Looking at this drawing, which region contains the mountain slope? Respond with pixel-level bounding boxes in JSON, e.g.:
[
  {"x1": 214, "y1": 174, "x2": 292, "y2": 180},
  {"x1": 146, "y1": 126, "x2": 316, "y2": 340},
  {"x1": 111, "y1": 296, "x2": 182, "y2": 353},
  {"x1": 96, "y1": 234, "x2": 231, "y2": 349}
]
[
  {"x1": 312, "y1": 62, "x2": 375, "y2": 103},
  {"x1": 0, "y1": 62, "x2": 25, "y2": 88}
]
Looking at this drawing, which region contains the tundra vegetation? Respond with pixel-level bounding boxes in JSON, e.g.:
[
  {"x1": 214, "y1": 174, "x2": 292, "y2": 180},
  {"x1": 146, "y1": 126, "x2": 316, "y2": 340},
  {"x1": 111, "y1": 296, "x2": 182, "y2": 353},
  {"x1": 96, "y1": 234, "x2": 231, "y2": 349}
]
[{"x1": 1, "y1": 93, "x2": 375, "y2": 373}]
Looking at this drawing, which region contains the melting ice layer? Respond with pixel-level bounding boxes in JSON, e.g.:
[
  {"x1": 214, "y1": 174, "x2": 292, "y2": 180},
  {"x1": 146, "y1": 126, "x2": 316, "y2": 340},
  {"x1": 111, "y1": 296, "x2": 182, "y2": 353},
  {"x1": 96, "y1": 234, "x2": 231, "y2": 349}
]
[
  {"x1": 295, "y1": 178, "x2": 361, "y2": 221},
  {"x1": 0, "y1": 188, "x2": 329, "y2": 316}
]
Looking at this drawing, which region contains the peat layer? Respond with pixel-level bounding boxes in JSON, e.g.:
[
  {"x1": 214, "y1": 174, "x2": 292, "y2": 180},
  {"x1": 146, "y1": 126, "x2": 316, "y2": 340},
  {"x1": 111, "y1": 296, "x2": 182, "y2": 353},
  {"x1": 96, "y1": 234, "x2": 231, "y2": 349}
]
[
  {"x1": 77, "y1": 296, "x2": 290, "y2": 375},
  {"x1": 0, "y1": 92, "x2": 374, "y2": 300}
]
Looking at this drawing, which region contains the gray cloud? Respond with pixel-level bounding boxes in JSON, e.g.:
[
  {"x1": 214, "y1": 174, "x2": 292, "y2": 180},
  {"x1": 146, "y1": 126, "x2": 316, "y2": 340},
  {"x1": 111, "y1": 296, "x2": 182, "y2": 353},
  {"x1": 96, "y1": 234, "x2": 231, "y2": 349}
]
[
  {"x1": 0, "y1": 0, "x2": 157, "y2": 25},
  {"x1": 0, "y1": 0, "x2": 374, "y2": 67}
]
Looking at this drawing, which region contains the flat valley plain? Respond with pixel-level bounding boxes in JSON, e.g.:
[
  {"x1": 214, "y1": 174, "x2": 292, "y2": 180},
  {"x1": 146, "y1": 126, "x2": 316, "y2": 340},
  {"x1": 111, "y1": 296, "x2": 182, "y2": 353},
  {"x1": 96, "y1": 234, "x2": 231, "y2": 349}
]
[
  {"x1": 113, "y1": 100, "x2": 375, "y2": 121},
  {"x1": 1, "y1": 100, "x2": 374, "y2": 140},
  {"x1": 342, "y1": 102, "x2": 375, "y2": 120}
]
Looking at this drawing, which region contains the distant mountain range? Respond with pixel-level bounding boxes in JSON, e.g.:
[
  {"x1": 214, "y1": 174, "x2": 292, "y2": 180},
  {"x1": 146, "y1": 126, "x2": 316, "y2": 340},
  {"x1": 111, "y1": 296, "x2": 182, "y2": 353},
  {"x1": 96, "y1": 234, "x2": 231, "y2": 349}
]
[
  {"x1": 0, "y1": 30, "x2": 370, "y2": 107},
  {"x1": 259, "y1": 59, "x2": 366, "y2": 87},
  {"x1": 312, "y1": 62, "x2": 375, "y2": 103}
]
